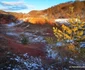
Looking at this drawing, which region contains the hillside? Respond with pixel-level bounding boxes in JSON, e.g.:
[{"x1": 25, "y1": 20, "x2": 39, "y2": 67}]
[
  {"x1": 28, "y1": 1, "x2": 85, "y2": 22},
  {"x1": 0, "y1": 1, "x2": 85, "y2": 69},
  {"x1": 0, "y1": 1, "x2": 85, "y2": 24},
  {"x1": 0, "y1": 13, "x2": 17, "y2": 24}
]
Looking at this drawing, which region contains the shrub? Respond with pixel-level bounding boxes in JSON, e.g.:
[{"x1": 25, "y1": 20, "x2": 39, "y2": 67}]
[
  {"x1": 53, "y1": 7, "x2": 85, "y2": 43},
  {"x1": 21, "y1": 36, "x2": 28, "y2": 45}
]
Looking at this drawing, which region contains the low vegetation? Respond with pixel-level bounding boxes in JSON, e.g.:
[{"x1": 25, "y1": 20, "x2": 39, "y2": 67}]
[
  {"x1": 0, "y1": 1, "x2": 85, "y2": 70},
  {"x1": 51, "y1": 6, "x2": 85, "y2": 69}
]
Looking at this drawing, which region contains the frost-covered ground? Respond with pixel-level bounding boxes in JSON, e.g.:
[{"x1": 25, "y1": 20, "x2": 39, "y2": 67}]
[
  {"x1": 0, "y1": 52, "x2": 58, "y2": 70},
  {"x1": 0, "y1": 20, "x2": 85, "y2": 70}
]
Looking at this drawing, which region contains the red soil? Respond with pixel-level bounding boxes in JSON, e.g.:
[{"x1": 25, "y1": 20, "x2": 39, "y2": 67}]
[{"x1": 0, "y1": 34, "x2": 46, "y2": 57}]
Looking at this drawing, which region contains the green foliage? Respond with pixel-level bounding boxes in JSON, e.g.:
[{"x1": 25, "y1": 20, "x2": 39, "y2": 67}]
[
  {"x1": 21, "y1": 36, "x2": 28, "y2": 45},
  {"x1": 45, "y1": 37, "x2": 56, "y2": 44},
  {"x1": 80, "y1": 48, "x2": 85, "y2": 58}
]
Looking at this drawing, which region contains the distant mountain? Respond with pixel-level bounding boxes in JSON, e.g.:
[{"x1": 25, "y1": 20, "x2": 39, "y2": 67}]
[
  {"x1": 0, "y1": 10, "x2": 26, "y2": 24},
  {"x1": 0, "y1": 10, "x2": 6, "y2": 14},
  {"x1": 0, "y1": 1, "x2": 85, "y2": 24},
  {"x1": 28, "y1": 1, "x2": 85, "y2": 21}
]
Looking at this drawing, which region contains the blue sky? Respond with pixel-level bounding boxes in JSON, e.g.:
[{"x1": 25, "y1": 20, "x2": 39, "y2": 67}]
[{"x1": 0, "y1": 0, "x2": 74, "y2": 13}]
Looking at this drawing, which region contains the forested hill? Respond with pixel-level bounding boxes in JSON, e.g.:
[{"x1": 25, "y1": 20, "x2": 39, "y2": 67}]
[
  {"x1": 29, "y1": 1, "x2": 85, "y2": 20},
  {"x1": 0, "y1": 1, "x2": 85, "y2": 24}
]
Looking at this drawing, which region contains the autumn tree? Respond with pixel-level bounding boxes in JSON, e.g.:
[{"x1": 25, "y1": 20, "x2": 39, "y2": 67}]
[
  {"x1": 52, "y1": 7, "x2": 85, "y2": 67},
  {"x1": 53, "y1": 7, "x2": 85, "y2": 43}
]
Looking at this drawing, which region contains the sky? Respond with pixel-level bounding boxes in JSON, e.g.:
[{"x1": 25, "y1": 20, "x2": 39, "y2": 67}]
[{"x1": 0, "y1": 0, "x2": 75, "y2": 13}]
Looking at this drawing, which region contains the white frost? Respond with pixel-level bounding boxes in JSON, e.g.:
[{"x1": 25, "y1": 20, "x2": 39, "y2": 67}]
[
  {"x1": 55, "y1": 19, "x2": 69, "y2": 24},
  {"x1": 7, "y1": 22, "x2": 15, "y2": 27}
]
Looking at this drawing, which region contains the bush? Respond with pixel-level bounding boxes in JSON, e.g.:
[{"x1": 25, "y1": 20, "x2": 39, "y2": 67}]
[{"x1": 21, "y1": 36, "x2": 28, "y2": 45}]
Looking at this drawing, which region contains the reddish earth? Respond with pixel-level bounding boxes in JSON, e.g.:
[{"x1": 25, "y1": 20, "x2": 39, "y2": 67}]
[
  {"x1": 8, "y1": 41, "x2": 46, "y2": 57},
  {"x1": 0, "y1": 34, "x2": 46, "y2": 57}
]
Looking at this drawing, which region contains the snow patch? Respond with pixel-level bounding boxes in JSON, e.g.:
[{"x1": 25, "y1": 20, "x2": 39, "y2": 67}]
[
  {"x1": 55, "y1": 19, "x2": 69, "y2": 24},
  {"x1": 6, "y1": 32, "x2": 19, "y2": 36},
  {"x1": 29, "y1": 36, "x2": 45, "y2": 43},
  {"x1": 46, "y1": 45, "x2": 58, "y2": 59},
  {"x1": 56, "y1": 42, "x2": 63, "y2": 47},
  {"x1": 80, "y1": 42, "x2": 85, "y2": 48},
  {"x1": 7, "y1": 22, "x2": 15, "y2": 27}
]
